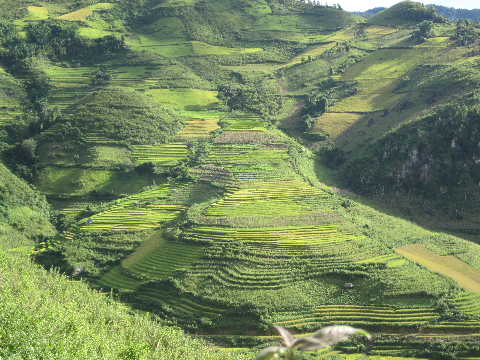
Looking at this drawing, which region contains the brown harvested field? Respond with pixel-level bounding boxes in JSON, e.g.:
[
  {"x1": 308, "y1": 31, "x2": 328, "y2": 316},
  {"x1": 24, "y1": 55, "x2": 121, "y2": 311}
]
[{"x1": 395, "y1": 243, "x2": 480, "y2": 294}]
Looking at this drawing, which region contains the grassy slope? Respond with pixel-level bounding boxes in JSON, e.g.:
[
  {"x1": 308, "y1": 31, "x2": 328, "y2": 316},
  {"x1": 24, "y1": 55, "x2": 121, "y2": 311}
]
[
  {"x1": 0, "y1": 250, "x2": 246, "y2": 360},
  {"x1": 0, "y1": 163, "x2": 55, "y2": 250}
]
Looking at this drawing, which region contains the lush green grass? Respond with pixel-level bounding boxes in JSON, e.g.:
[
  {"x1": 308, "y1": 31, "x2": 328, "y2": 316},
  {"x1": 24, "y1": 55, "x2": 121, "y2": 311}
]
[
  {"x1": 0, "y1": 250, "x2": 246, "y2": 360},
  {"x1": 34, "y1": 167, "x2": 165, "y2": 196},
  {"x1": 146, "y1": 88, "x2": 222, "y2": 110}
]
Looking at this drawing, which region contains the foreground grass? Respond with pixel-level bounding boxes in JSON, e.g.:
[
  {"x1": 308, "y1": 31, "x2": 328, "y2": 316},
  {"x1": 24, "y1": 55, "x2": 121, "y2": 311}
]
[{"x1": 0, "y1": 250, "x2": 246, "y2": 360}]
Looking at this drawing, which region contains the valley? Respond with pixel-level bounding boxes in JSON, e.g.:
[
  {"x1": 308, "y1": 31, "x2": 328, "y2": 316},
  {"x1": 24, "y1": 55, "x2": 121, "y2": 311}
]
[{"x1": 1, "y1": 0, "x2": 480, "y2": 359}]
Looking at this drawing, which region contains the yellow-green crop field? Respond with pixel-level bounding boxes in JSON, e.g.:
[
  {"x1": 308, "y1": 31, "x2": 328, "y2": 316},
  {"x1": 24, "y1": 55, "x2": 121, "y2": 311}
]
[
  {"x1": 396, "y1": 244, "x2": 480, "y2": 294},
  {"x1": 283, "y1": 42, "x2": 336, "y2": 67},
  {"x1": 177, "y1": 117, "x2": 221, "y2": 137},
  {"x1": 205, "y1": 180, "x2": 330, "y2": 216},
  {"x1": 330, "y1": 92, "x2": 405, "y2": 112},
  {"x1": 311, "y1": 112, "x2": 363, "y2": 137},
  {"x1": 58, "y1": 3, "x2": 116, "y2": 21},
  {"x1": 146, "y1": 89, "x2": 222, "y2": 110},
  {"x1": 185, "y1": 225, "x2": 363, "y2": 246},
  {"x1": 130, "y1": 143, "x2": 187, "y2": 165},
  {"x1": 364, "y1": 25, "x2": 398, "y2": 38},
  {"x1": 191, "y1": 41, "x2": 263, "y2": 56},
  {"x1": 275, "y1": 304, "x2": 440, "y2": 328}
]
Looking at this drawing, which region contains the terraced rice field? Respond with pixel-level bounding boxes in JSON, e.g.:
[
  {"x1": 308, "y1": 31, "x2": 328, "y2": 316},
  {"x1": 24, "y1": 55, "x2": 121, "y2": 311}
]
[
  {"x1": 130, "y1": 143, "x2": 187, "y2": 165},
  {"x1": 137, "y1": 284, "x2": 226, "y2": 319},
  {"x1": 177, "y1": 115, "x2": 221, "y2": 137},
  {"x1": 451, "y1": 292, "x2": 480, "y2": 316},
  {"x1": 82, "y1": 181, "x2": 189, "y2": 230},
  {"x1": 205, "y1": 180, "x2": 330, "y2": 216},
  {"x1": 85, "y1": 132, "x2": 116, "y2": 144},
  {"x1": 185, "y1": 225, "x2": 363, "y2": 246},
  {"x1": 275, "y1": 305, "x2": 440, "y2": 329},
  {"x1": 127, "y1": 242, "x2": 205, "y2": 279},
  {"x1": 100, "y1": 266, "x2": 140, "y2": 291},
  {"x1": 43, "y1": 66, "x2": 94, "y2": 111},
  {"x1": 85, "y1": 206, "x2": 186, "y2": 230}
]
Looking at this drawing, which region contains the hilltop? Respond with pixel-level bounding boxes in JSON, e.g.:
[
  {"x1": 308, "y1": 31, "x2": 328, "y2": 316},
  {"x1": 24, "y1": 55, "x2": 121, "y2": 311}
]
[{"x1": 2, "y1": 0, "x2": 480, "y2": 359}]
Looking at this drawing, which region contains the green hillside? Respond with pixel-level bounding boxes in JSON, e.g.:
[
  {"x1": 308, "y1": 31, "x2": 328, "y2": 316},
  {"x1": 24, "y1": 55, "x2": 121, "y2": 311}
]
[{"x1": 3, "y1": 0, "x2": 480, "y2": 359}]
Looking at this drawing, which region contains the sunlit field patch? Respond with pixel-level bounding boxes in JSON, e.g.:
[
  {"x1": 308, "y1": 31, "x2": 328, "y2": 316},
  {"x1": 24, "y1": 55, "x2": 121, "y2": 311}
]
[
  {"x1": 88, "y1": 146, "x2": 132, "y2": 167},
  {"x1": 364, "y1": 25, "x2": 398, "y2": 38},
  {"x1": 330, "y1": 92, "x2": 405, "y2": 112},
  {"x1": 185, "y1": 225, "x2": 363, "y2": 246},
  {"x1": 82, "y1": 182, "x2": 189, "y2": 230},
  {"x1": 147, "y1": 89, "x2": 222, "y2": 110},
  {"x1": 130, "y1": 143, "x2": 187, "y2": 165},
  {"x1": 283, "y1": 42, "x2": 336, "y2": 67},
  {"x1": 14, "y1": 6, "x2": 49, "y2": 26},
  {"x1": 78, "y1": 27, "x2": 108, "y2": 38},
  {"x1": 58, "y1": 3, "x2": 115, "y2": 21},
  {"x1": 340, "y1": 47, "x2": 444, "y2": 81},
  {"x1": 311, "y1": 112, "x2": 363, "y2": 138},
  {"x1": 177, "y1": 116, "x2": 221, "y2": 138},
  {"x1": 396, "y1": 243, "x2": 480, "y2": 294},
  {"x1": 191, "y1": 41, "x2": 263, "y2": 56},
  {"x1": 28, "y1": 6, "x2": 48, "y2": 16}
]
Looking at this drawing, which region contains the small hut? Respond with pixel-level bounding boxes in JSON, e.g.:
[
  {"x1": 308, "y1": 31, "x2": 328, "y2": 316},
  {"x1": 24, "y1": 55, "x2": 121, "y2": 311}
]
[
  {"x1": 134, "y1": 201, "x2": 142, "y2": 206},
  {"x1": 86, "y1": 219, "x2": 93, "y2": 225},
  {"x1": 344, "y1": 283, "x2": 354, "y2": 290}
]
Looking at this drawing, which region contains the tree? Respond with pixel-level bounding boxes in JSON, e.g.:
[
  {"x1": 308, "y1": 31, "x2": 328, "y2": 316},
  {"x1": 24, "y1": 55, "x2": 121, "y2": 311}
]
[{"x1": 24, "y1": 76, "x2": 52, "y2": 103}]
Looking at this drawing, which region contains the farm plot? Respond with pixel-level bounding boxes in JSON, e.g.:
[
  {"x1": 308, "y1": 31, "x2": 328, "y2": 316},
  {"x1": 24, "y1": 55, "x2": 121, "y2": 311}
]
[
  {"x1": 282, "y1": 42, "x2": 336, "y2": 67},
  {"x1": 58, "y1": 3, "x2": 116, "y2": 21},
  {"x1": 395, "y1": 244, "x2": 480, "y2": 294},
  {"x1": 274, "y1": 305, "x2": 440, "y2": 329},
  {"x1": 130, "y1": 143, "x2": 187, "y2": 165},
  {"x1": 81, "y1": 181, "x2": 189, "y2": 230},
  {"x1": 84, "y1": 206, "x2": 186, "y2": 230},
  {"x1": 136, "y1": 283, "x2": 226, "y2": 320},
  {"x1": 219, "y1": 114, "x2": 267, "y2": 132},
  {"x1": 202, "y1": 145, "x2": 296, "y2": 183},
  {"x1": 187, "y1": 260, "x2": 315, "y2": 289},
  {"x1": 191, "y1": 41, "x2": 263, "y2": 56},
  {"x1": 450, "y1": 292, "x2": 480, "y2": 316},
  {"x1": 311, "y1": 112, "x2": 363, "y2": 138},
  {"x1": 177, "y1": 113, "x2": 221, "y2": 138},
  {"x1": 86, "y1": 146, "x2": 132, "y2": 168},
  {"x1": 184, "y1": 225, "x2": 363, "y2": 246},
  {"x1": 205, "y1": 180, "x2": 330, "y2": 217},
  {"x1": 127, "y1": 241, "x2": 205, "y2": 279},
  {"x1": 357, "y1": 253, "x2": 407, "y2": 268},
  {"x1": 43, "y1": 66, "x2": 94, "y2": 112}
]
